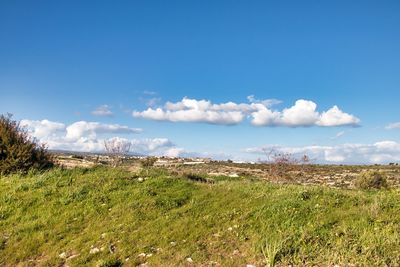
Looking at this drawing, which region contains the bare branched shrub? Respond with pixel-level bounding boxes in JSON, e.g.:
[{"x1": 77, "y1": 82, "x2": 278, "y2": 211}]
[
  {"x1": 0, "y1": 114, "x2": 53, "y2": 174},
  {"x1": 262, "y1": 148, "x2": 313, "y2": 179},
  {"x1": 299, "y1": 154, "x2": 315, "y2": 173},
  {"x1": 104, "y1": 138, "x2": 131, "y2": 167},
  {"x1": 262, "y1": 148, "x2": 296, "y2": 179}
]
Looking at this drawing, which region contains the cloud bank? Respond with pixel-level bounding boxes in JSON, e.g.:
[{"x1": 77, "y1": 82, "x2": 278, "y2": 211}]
[
  {"x1": 245, "y1": 141, "x2": 400, "y2": 164},
  {"x1": 20, "y1": 119, "x2": 176, "y2": 156},
  {"x1": 133, "y1": 97, "x2": 360, "y2": 127}
]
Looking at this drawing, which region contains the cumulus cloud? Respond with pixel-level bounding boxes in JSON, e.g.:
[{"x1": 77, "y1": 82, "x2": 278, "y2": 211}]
[
  {"x1": 21, "y1": 119, "x2": 172, "y2": 153},
  {"x1": 20, "y1": 118, "x2": 226, "y2": 158},
  {"x1": 91, "y1": 105, "x2": 113, "y2": 116},
  {"x1": 164, "y1": 147, "x2": 186, "y2": 158},
  {"x1": 20, "y1": 119, "x2": 183, "y2": 156},
  {"x1": 245, "y1": 141, "x2": 400, "y2": 164},
  {"x1": 105, "y1": 137, "x2": 176, "y2": 156},
  {"x1": 65, "y1": 121, "x2": 142, "y2": 141},
  {"x1": 133, "y1": 97, "x2": 360, "y2": 127},
  {"x1": 21, "y1": 119, "x2": 65, "y2": 139},
  {"x1": 386, "y1": 122, "x2": 400, "y2": 130},
  {"x1": 133, "y1": 97, "x2": 246, "y2": 125},
  {"x1": 317, "y1": 106, "x2": 360, "y2": 126}
]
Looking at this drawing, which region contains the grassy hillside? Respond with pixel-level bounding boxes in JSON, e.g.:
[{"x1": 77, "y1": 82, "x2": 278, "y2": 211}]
[{"x1": 1, "y1": 167, "x2": 400, "y2": 266}]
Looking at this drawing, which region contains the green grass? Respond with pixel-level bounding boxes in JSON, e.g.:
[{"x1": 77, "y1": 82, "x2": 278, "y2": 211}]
[{"x1": 1, "y1": 167, "x2": 400, "y2": 266}]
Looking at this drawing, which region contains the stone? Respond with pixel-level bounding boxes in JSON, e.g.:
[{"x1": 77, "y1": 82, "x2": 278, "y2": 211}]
[
  {"x1": 59, "y1": 252, "x2": 67, "y2": 259},
  {"x1": 89, "y1": 247, "x2": 100, "y2": 254}
]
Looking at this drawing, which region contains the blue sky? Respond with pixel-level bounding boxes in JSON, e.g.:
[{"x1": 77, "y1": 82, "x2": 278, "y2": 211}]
[{"x1": 1, "y1": 0, "x2": 400, "y2": 163}]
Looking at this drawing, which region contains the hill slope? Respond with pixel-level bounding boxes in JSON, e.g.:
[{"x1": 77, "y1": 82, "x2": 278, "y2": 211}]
[{"x1": 1, "y1": 167, "x2": 399, "y2": 266}]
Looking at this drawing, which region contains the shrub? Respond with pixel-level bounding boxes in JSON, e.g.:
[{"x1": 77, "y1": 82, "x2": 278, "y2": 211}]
[
  {"x1": 0, "y1": 114, "x2": 53, "y2": 175},
  {"x1": 184, "y1": 172, "x2": 214, "y2": 183},
  {"x1": 140, "y1": 157, "x2": 157, "y2": 168},
  {"x1": 354, "y1": 170, "x2": 388, "y2": 189}
]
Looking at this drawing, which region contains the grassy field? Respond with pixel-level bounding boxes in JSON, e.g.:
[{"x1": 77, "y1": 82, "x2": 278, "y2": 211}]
[{"x1": 1, "y1": 167, "x2": 400, "y2": 266}]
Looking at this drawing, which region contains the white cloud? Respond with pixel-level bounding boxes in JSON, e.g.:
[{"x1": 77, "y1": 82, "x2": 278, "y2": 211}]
[
  {"x1": 21, "y1": 119, "x2": 65, "y2": 139},
  {"x1": 331, "y1": 131, "x2": 345, "y2": 140},
  {"x1": 386, "y1": 122, "x2": 400, "y2": 130},
  {"x1": 279, "y1": 99, "x2": 320, "y2": 126},
  {"x1": 91, "y1": 105, "x2": 113, "y2": 116},
  {"x1": 245, "y1": 141, "x2": 400, "y2": 164},
  {"x1": 133, "y1": 97, "x2": 245, "y2": 125},
  {"x1": 133, "y1": 97, "x2": 360, "y2": 127},
  {"x1": 247, "y1": 95, "x2": 282, "y2": 107},
  {"x1": 317, "y1": 106, "x2": 360, "y2": 126},
  {"x1": 21, "y1": 119, "x2": 180, "y2": 156},
  {"x1": 65, "y1": 121, "x2": 142, "y2": 141},
  {"x1": 105, "y1": 137, "x2": 175, "y2": 156},
  {"x1": 164, "y1": 147, "x2": 185, "y2": 158}
]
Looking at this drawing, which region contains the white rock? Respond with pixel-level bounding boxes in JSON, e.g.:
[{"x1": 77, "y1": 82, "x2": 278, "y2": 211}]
[
  {"x1": 138, "y1": 252, "x2": 147, "y2": 257},
  {"x1": 228, "y1": 227, "x2": 233, "y2": 231},
  {"x1": 59, "y1": 252, "x2": 67, "y2": 259},
  {"x1": 138, "y1": 177, "x2": 144, "y2": 182},
  {"x1": 89, "y1": 247, "x2": 100, "y2": 254},
  {"x1": 186, "y1": 257, "x2": 194, "y2": 263},
  {"x1": 246, "y1": 265, "x2": 256, "y2": 267}
]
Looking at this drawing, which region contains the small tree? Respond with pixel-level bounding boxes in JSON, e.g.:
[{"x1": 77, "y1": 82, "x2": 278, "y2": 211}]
[
  {"x1": 0, "y1": 114, "x2": 53, "y2": 174},
  {"x1": 104, "y1": 138, "x2": 131, "y2": 167}
]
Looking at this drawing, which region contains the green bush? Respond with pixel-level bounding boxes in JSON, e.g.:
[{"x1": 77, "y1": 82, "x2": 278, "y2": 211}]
[
  {"x1": 0, "y1": 114, "x2": 53, "y2": 175},
  {"x1": 354, "y1": 170, "x2": 388, "y2": 189}
]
